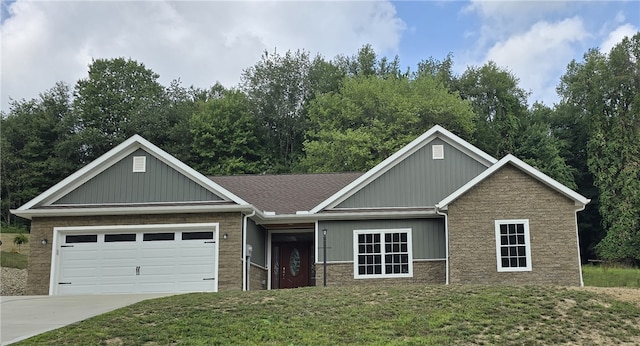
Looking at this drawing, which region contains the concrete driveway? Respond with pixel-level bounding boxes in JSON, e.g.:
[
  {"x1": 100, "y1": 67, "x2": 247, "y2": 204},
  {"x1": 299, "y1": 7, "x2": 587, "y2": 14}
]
[{"x1": 0, "y1": 294, "x2": 173, "y2": 345}]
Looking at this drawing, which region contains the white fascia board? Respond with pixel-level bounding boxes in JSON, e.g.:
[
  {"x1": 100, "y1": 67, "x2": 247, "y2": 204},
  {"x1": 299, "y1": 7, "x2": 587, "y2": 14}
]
[
  {"x1": 11, "y1": 204, "x2": 255, "y2": 220},
  {"x1": 309, "y1": 125, "x2": 497, "y2": 214},
  {"x1": 16, "y1": 134, "x2": 250, "y2": 211},
  {"x1": 252, "y1": 209, "x2": 439, "y2": 225},
  {"x1": 436, "y1": 154, "x2": 590, "y2": 208}
]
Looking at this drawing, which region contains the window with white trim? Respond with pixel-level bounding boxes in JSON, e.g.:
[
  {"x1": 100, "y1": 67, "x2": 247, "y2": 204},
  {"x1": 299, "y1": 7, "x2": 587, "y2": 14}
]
[
  {"x1": 354, "y1": 229, "x2": 413, "y2": 279},
  {"x1": 495, "y1": 220, "x2": 532, "y2": 272}
]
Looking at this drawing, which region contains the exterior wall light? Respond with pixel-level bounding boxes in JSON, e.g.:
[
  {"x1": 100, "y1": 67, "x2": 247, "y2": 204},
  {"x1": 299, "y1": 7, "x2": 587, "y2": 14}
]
[
  {"x1": 41, "y1": 239, "x2": 48, "y2": 246},
  {"x1": 223, "y1": 233, "x2": 228, "y2": 240}
]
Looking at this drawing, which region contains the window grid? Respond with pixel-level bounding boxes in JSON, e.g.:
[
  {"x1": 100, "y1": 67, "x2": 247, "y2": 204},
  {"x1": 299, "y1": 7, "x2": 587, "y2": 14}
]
[
  {"x1": 354, "y1": 229, "x2": 412, "y2": 278},
  {"x1": 495, "y1": 220, "x2": 531, "y2": 272}
]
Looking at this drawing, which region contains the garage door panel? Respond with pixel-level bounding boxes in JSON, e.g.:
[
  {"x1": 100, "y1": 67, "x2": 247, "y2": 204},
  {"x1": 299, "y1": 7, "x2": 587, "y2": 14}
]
[
  {"x1": 102, "y1": 248, "x2": 137, "y2": 259},
  {"x1": 99, "y1": 283, "x2": 138, "y2": 294},
  {"x1": 179, "y1": 246, "x2": 215, "y2": 257},
  {"x1": 55, "y1": 226, "x2": 218, "y2": 295},
  {"x1": 140, "y1": 248, "x2": 178, "y2": 260},
  {"x1": 177, "y1": 281, "x2": 215, "y2": 292},
  {"x1": 180, "y1": 264, "x2": 214, "y2": 274}
]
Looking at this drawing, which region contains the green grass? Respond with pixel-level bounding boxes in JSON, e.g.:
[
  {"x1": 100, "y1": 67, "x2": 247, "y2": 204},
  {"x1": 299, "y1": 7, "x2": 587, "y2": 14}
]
[
  {"x1": 0, "y1": 224, "x2": 28, "y2": 233},
  {"x1": 583, "y1": 265, "x2": 640, "y2": 288},
  {"x1": 16, "y1": 285, "x2": 640, "y2": 345},
  {"x1": 0, "y1": 251, "x2": 28, "y2": 269}
]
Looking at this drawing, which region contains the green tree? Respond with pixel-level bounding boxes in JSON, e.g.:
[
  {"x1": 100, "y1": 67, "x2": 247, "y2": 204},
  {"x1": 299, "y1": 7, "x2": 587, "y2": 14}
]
[
  {"x1": 300, "y1": 73, "x2": 475, "y2": 172},
  {"x1": 455, "y1": 62, "x2": 528, "y2": 158},
  {"x1": 71, "y1": 58, "x2": 167, "y2": 162},
  {"x1": 455, "y1": 62, "x2": 576, "y2": 188},
  {"x1": 1, "y1": 82, "x2": 77, "y2": 227},
  {"x1": 334, "y1": 44, "x2": 406, "y2": 79},
  {"x1": 242, "y1": 49, "x2": 336, "y2": 172},
  {"x1": 190, "y1": 86, "x2": 264, "y2": 175},
  {"x1": 557, "y1": 33, "x2": 640, "y2": 263}
]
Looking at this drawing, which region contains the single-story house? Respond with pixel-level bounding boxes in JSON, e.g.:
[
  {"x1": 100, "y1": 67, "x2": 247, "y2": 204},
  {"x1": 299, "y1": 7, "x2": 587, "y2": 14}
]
[{"x1": 12, "y1": 125, "x2": 590, "y2": 295}]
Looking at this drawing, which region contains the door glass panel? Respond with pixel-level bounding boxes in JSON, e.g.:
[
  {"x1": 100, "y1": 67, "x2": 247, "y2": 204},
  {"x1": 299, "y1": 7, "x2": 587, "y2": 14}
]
[
  {"x1": 289, "y1": 248, "x2": 301, "y2": 276},
  {"x1": 66, "y1": 235, "x2": 98, "y2": 243},
  {"x1": 143, "y1": 233, "x2": 175, "y2": 241},
  {"x1": 105, "y1": 234, "x2": 136, "y2": 242},
  {"x1": 272, "y1": 246, "x2": 280, "y2": 289}
]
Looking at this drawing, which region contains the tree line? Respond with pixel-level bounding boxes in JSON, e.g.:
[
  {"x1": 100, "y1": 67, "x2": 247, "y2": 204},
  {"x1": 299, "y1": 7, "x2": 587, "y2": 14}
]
[{"x1": 2, "y1": 33, "x2": 639, "y2": 264}]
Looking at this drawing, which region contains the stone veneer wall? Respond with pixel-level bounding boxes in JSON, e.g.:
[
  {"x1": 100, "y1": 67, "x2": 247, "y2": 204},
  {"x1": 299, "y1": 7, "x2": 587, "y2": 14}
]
[
  {"x1": 314, "y1": 261, "x2": 445, "y2": 287},
  {"x1": 447, "y1": 164, "x2": 582, "y2": 286},
  {"x1": 249, "y1": 264, "x2": 268, "y2": 290},
  {"x1": 27, "y1": 212, "x2": 243, "y2": 295}
]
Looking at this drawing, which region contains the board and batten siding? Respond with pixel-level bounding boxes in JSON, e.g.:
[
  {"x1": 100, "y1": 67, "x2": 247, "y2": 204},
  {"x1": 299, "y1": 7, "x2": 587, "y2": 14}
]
[
  {"x1": 246, "y1": 218, "x2": 266, "y2": 267},
  {"x1": 54, "y1": 149, "x2": 223, "y2": 205},
  {"x1": 317, "y1": 218, "x2": 445, "y2": 262},
  {"x1": 336, "y1": 138, "x2": 488, "y2": 208}
]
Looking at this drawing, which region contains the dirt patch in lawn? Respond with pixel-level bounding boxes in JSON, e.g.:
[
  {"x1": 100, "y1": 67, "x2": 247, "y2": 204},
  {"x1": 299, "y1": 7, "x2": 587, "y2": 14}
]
[{"x1": 570, "y1": 286, "x2": 640, "y2": 307}]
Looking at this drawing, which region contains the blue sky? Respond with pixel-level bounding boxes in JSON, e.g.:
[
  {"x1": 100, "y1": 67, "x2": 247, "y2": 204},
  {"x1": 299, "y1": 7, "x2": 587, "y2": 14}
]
[{"x1": 1, "y1": 1, "x2": 638, "y2": 112}]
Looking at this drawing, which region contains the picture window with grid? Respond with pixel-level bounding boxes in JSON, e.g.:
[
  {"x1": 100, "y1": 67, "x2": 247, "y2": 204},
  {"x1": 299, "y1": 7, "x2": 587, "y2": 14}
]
[
  {"x1": 494, "y1": 220, "x2": 532, "y2": 272},
  {"x1": 353, "y1": 229, "x2": 413, "y2": 279}
]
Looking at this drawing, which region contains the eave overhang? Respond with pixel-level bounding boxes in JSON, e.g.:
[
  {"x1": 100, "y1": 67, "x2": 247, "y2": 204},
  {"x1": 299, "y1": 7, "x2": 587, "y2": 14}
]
[{"x1": 11, "y1": 204, "x2": 255, "y2": 220}]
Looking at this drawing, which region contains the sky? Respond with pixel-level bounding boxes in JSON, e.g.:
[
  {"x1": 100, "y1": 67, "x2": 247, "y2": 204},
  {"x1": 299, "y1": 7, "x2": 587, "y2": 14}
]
[{"x1": 1, "y1": 0, "x2": 638, "y2": 113}]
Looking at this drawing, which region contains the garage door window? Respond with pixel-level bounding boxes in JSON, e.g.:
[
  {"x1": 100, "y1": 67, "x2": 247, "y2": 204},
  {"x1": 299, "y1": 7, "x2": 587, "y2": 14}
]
[
  {"x1": 105, "y1": 234, "x2": 137, "y2": 242},
  {"x1": 143, "y1": 233, "x2": 175, "y2": 241},
  {"x1": 66, "y1": 235, "x2": 98, "y2": 243},
  {"x1": 182, "y1": 232, "x2": 214, "y2": 240}
]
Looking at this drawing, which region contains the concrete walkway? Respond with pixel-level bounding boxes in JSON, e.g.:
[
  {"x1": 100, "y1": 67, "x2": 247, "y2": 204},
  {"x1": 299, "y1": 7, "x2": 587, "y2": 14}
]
[{"x1": 0, "y1": 294, "x2": 173, "y2": 345}]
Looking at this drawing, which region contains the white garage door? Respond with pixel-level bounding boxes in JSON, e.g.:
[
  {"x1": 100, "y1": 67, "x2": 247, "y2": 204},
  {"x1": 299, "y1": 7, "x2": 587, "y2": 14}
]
[{"x1": 53, "y1": 224, "x2": 218, "y2": 295}]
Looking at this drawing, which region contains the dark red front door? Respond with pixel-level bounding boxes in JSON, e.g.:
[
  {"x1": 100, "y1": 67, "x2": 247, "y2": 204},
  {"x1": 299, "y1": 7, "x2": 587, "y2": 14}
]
[{"x1": 272, "y1": 242, "x2": 310, "y2": 289}]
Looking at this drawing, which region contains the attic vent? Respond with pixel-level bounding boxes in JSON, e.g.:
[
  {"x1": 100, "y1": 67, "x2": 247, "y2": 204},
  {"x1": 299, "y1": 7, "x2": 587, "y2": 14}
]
[
  {"x1": 132, "y1": 156, "x2": 146, "y2": 172},
  {"x1": 432, "y1": 145, "x2": 444, "y2": 160}
]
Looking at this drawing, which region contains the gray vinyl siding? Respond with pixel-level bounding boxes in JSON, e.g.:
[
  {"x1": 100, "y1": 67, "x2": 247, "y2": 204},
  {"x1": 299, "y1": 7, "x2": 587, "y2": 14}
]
[
  {"x1": 317, "y1": 218, "x2": 445, "y2": 262},
  {"x1": 246, "y1": 218, "x2": 266, "y2": 267},
  {"x1": 54, "y1": 149, "x2": 223, "y2": 205},
  {"x1": 336, "y1": 138, "x2": 488, "y2": 208}
]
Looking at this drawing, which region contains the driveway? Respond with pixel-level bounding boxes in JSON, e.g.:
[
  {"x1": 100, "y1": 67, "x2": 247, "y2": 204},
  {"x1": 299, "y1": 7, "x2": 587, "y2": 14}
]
[{"x1": 0, "y1": 294, "x2": 173, "y2": 345}]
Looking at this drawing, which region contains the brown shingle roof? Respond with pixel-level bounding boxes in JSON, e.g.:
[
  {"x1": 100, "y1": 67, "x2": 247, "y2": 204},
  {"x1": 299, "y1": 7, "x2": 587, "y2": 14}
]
[{"x1": 209, "y1": 172, "x2": 363, "y2": 215}]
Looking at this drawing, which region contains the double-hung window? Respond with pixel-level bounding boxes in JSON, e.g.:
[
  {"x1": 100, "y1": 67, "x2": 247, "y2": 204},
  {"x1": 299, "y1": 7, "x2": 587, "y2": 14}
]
[
  {"x1": 353, "y1": 229, "x2": 413, "y2": 279},
  {"x1": 494, "y1": 219, "x2": 532, "y2": 272}
]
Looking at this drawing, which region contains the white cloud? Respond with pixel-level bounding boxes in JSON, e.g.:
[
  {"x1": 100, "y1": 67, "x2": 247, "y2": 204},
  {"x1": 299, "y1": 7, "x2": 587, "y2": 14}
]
[
  {"x1": 463, "y1": 0, "x2": 573, "y2": 44},
  {"x1": 483, "y1": 17, "x2": 589, "y2": 105},
  {"x1": 600, "y1": 23, "x2": 638, "y2": 53},
  {"x1": 0, "y1": 0, "x2": 405, "y2": 112}
]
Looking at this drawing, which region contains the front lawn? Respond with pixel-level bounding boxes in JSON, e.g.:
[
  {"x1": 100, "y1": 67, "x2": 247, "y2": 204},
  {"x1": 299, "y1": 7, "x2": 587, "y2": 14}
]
[
  {"x1": 0, "y1": 251, "x2": 28, "y2": 269},
  {"x1": 583, "y1": 265, "x2": 640, "y2": 288},
  {"x1": 16, "y1": 285, "x2": 640, "y2": 345}
]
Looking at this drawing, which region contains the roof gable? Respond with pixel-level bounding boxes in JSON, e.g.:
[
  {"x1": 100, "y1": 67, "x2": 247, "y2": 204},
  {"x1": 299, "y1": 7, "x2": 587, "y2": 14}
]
[
  {"x1": 334, "y1": 138, "x2": 489, "y2": 208},
  {"x1": 54, "y1": 148, "x2": 223, "y2": 205},
  {"x1": 309, "y1": 125, "x2": 497, "y2": 213},
  {"x1": 16, "y1": 135, "x2": 248, "y2": 210},
  {"x1": 436, "y1": 154, "x2": 590, "y2": 208}
]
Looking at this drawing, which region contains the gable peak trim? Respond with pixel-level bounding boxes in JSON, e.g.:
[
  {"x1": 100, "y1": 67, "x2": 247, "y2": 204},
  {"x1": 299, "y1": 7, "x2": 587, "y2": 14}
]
[
  {"x1": 17, "y1": 134, "x2": 249, "y2": 211},
  {"x1": 308, "y1": 125, "x2": 498, "y2": 214},
  {"x1": 436, "y1": 154, "x2": 590, "y2": 208}
]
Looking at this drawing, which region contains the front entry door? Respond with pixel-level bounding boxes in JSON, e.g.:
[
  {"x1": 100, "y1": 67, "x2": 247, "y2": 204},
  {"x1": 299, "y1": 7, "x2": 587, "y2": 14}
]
[{"x1": 272, "y1": 242, "x2": 311, "y2": 289}]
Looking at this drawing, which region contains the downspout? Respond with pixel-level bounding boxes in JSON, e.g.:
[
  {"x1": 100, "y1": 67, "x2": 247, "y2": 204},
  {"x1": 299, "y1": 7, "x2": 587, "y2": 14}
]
[
  {"x1": 242, "y1": 210, "x2": 256, "y2": 291},
  {"x1": 575, "y1": 202, "x2": 589, "y2": 287},
  {"x1": 435, "y1": 205, "x2": 450, "y2": 285}
]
